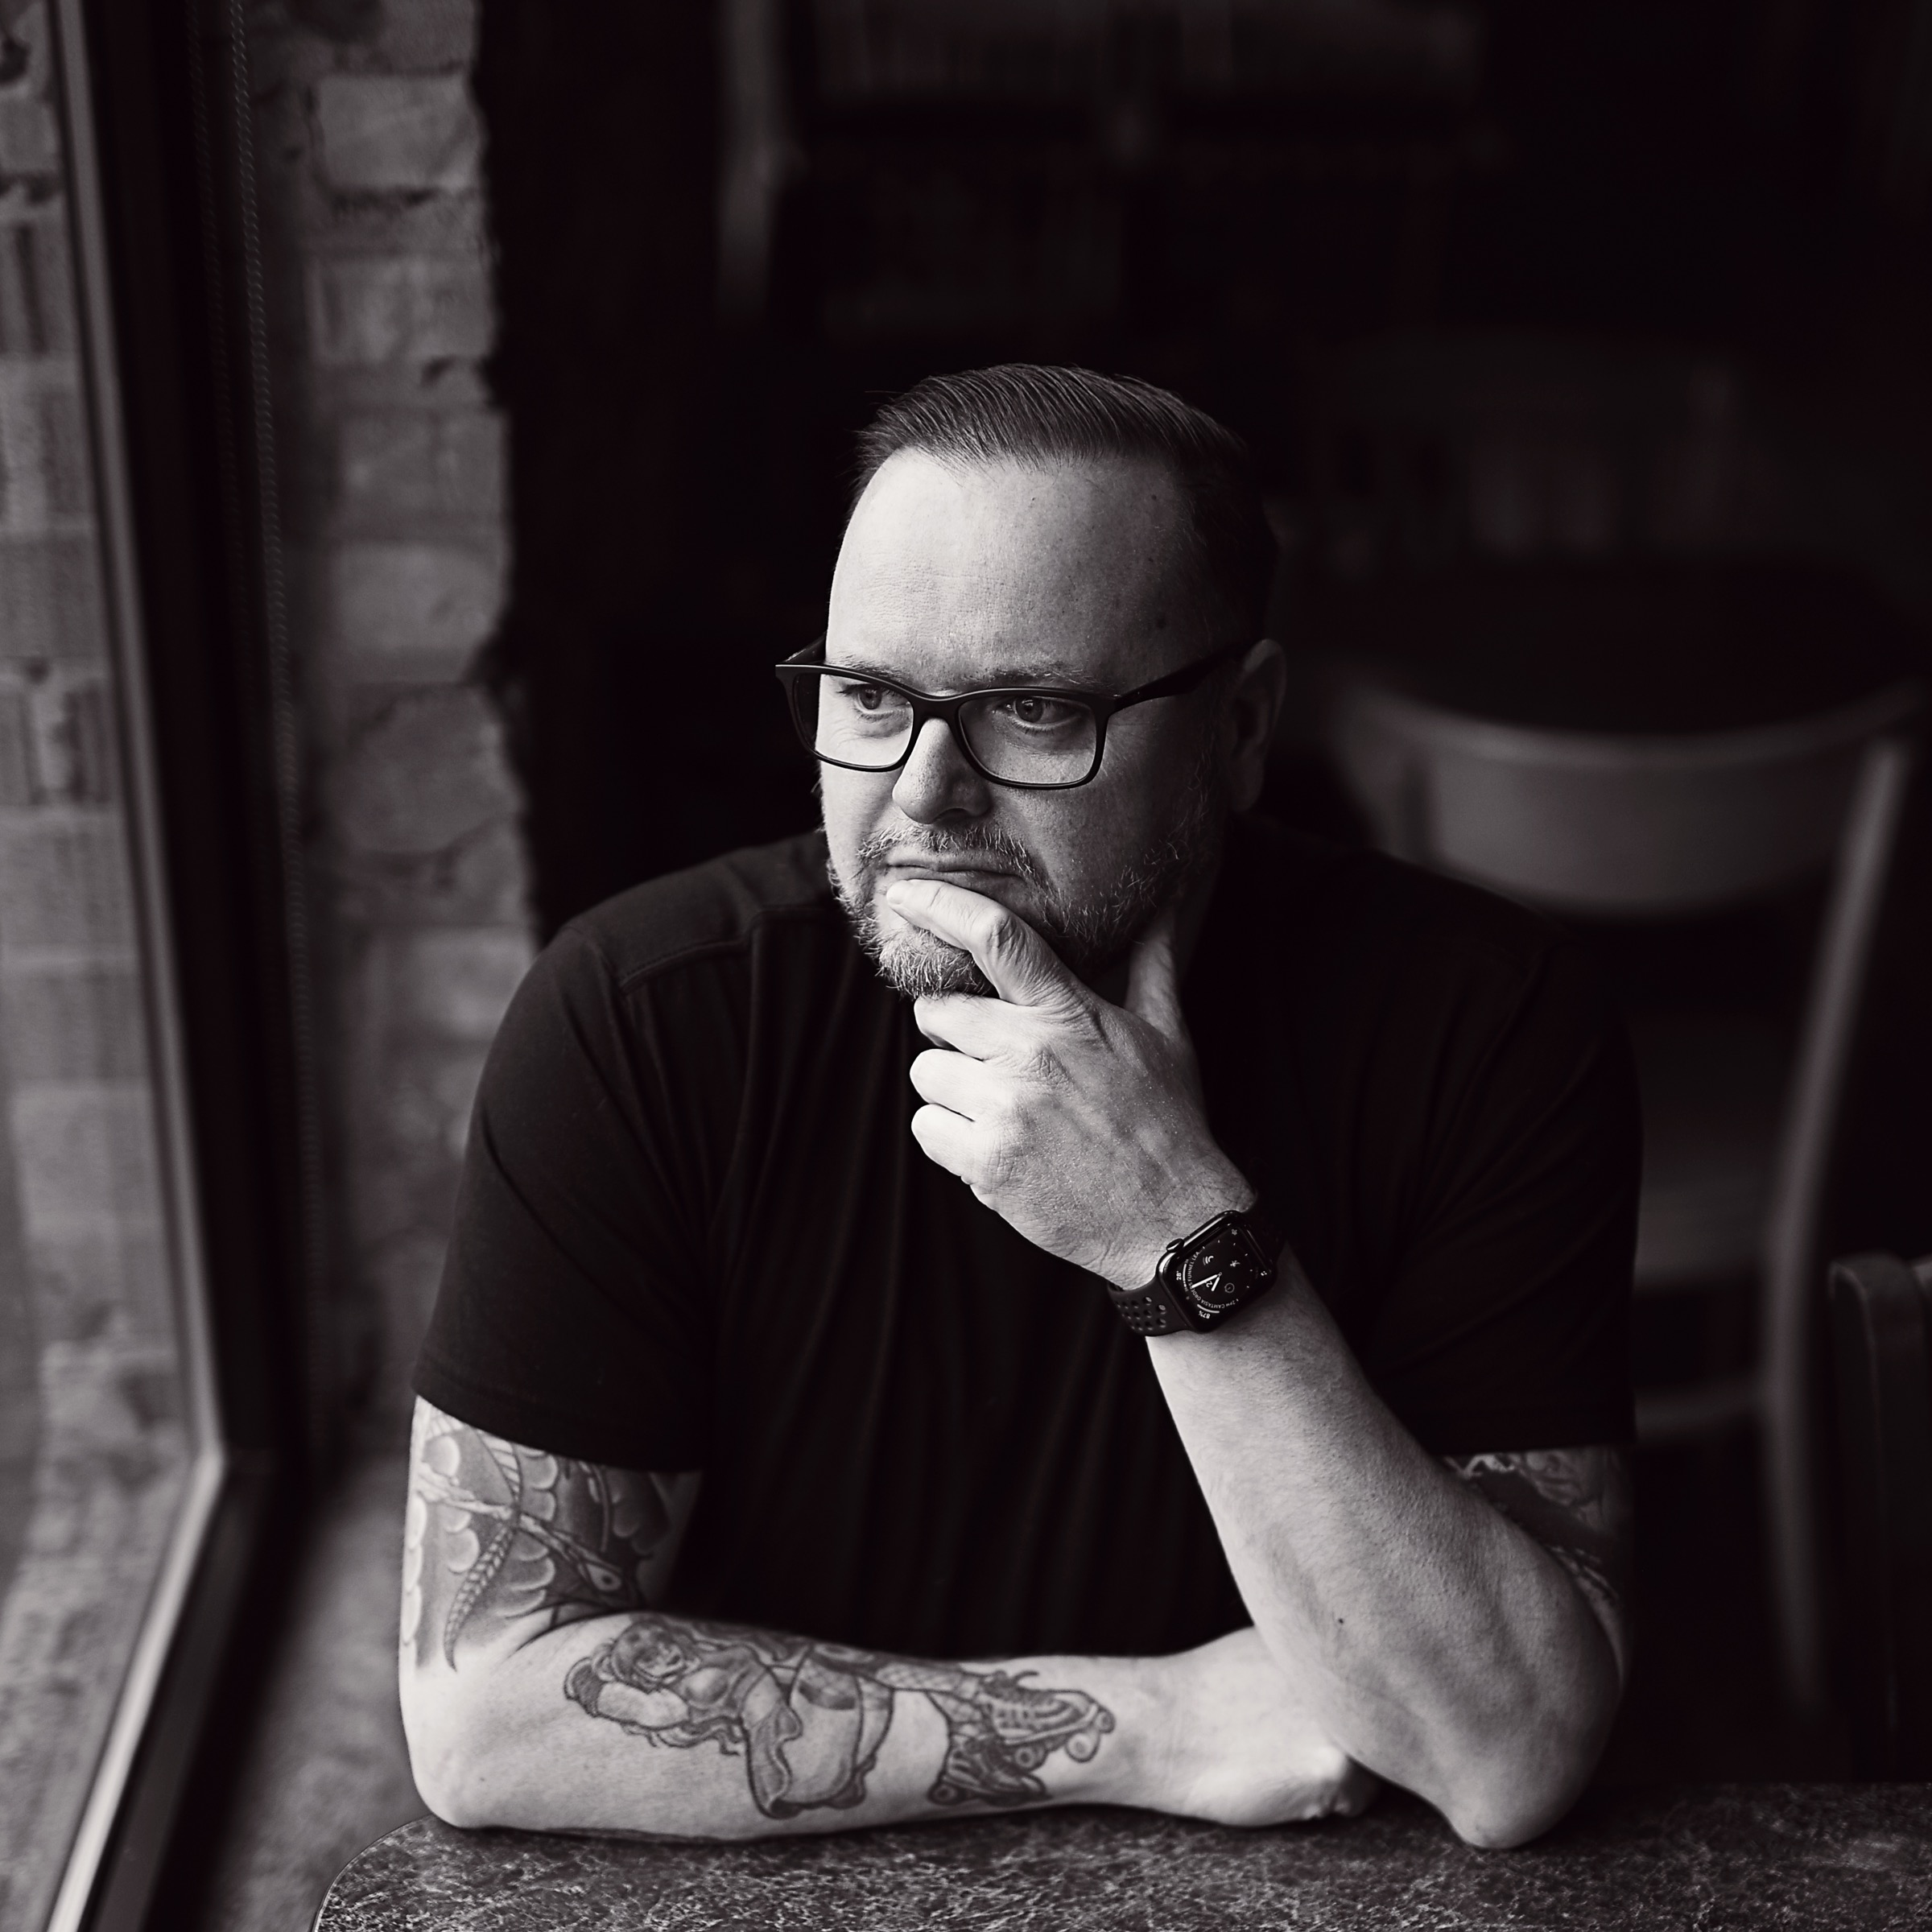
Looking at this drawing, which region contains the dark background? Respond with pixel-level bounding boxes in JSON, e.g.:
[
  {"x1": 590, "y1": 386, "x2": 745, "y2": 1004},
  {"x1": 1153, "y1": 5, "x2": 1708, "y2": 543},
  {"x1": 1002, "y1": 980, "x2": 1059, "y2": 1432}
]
[{"x1": 473, "y1": 0, "x2": 1930, "y2": 919}]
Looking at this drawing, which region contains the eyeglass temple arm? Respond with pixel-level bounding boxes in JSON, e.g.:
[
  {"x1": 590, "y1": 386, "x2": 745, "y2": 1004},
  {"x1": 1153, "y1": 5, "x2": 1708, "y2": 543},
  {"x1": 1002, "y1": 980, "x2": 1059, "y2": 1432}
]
[{"x1": 1113, "y1": 639, "x2": 1253, "y2": 708}]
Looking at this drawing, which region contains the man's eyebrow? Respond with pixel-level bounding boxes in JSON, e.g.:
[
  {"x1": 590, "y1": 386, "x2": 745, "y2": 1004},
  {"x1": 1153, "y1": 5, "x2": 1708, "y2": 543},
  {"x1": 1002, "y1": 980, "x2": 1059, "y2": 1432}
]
[
  {"x1": 828, "y1": 654, "x2": 1098, "y2": 689},
  {"x1": 976, "y1": 660, "x2": 1094, "y2": 687}
]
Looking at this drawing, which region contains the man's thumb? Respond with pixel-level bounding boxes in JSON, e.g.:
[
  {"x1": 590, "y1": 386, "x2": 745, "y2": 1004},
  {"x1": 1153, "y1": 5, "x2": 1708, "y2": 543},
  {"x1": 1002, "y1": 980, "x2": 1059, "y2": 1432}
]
[{"x1": 1125, "y1": 902, "x2": 1185, "y2": 1034}]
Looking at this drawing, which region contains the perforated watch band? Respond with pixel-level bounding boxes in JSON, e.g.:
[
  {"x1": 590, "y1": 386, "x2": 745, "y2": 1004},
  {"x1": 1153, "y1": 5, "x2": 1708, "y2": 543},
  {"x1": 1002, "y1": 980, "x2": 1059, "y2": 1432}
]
[{"x1": 1105, "y1": 1274, "x2": 1192, "y2": 1336}]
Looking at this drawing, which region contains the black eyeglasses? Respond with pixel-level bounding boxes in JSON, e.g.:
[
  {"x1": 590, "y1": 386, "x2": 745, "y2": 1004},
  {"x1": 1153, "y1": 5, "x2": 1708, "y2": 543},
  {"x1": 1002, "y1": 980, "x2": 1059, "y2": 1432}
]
[{"x1": 774, "y1": 638, "x2": 1247, "y2": 791}]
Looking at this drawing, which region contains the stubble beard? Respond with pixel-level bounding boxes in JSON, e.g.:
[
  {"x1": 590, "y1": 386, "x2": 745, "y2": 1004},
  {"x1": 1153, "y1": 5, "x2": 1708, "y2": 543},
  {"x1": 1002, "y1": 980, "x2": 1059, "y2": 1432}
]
[{"x1": 829, "y1": 751, "x2": 1228, "y2": 1000}]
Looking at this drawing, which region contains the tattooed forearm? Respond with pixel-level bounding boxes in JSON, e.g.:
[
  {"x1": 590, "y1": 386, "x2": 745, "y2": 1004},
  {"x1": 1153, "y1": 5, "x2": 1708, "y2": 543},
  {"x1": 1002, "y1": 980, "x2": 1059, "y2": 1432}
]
[
  {"x1": 402, "y1": 1402, "x2": 699, "y2": 1670},
  {"x1": 1443, "y1": 1445, "x2": 1633, "y2": 1678},
  {"x1": 565, "y1": 1612, "x2": 1116, "y2": 1819},
  {"x1": 402, "y1": 1405, "x2": 1113, "y2": 1824}
]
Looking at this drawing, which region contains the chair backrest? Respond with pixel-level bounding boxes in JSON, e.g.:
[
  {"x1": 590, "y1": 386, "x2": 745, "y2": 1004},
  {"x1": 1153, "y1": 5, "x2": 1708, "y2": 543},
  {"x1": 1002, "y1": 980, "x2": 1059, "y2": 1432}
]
[
  {"x1": 1830, "y1": 1252, "x2": 1932, "y2": 1777},
  {"x1": 1330, "y1": 675, "x2": 1920, "y2": 1555},
  {"x1": 1327, "y1": 679, "x2": 1923, "y2": 918}
]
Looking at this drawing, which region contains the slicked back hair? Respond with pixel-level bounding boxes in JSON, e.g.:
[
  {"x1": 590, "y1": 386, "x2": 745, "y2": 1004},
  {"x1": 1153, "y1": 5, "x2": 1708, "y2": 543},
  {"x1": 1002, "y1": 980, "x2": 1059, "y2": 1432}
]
[{"x1": 851, "y1": 365, "x2": 1277, "y2": 650}]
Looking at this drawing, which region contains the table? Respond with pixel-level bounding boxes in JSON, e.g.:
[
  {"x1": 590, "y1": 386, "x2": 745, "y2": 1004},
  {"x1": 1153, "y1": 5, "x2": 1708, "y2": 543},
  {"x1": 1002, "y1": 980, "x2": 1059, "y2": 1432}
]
[{"x1": 316, "y1": 1785, "x2": 1932, "y2": 1930}]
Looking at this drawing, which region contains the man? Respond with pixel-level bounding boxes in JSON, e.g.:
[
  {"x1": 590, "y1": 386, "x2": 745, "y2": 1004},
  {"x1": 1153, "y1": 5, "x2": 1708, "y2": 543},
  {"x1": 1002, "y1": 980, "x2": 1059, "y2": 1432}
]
[{"x1": 402, "y1": 365, "x2": 1638, "y2": 1848}]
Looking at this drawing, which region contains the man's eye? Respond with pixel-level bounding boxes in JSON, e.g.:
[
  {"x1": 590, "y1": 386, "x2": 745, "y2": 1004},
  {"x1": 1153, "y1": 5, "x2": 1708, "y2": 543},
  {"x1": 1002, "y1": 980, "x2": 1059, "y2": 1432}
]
[
  {"x1": 998, "y1": 696, "x2": 1081, "y2": 732},
  {"x1": 832, "y1": 681, "x2": 894, "y2": 713}
]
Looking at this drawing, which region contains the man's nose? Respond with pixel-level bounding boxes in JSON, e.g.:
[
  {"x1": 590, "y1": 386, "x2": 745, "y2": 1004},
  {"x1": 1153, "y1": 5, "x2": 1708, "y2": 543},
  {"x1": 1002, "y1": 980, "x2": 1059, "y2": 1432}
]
[{"x1": 892, "y1": 717, "x2": 991, "y2": 824}]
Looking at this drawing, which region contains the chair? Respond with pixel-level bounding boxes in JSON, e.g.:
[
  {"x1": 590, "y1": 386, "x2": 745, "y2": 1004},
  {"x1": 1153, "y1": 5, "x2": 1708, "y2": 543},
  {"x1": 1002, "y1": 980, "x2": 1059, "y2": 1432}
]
[
  {"x1": 1829, "y1": 1252, "x2": 1932, "y2": 1776},
  {"x1": 1327, "y1": 675, "x2": 1922, "y2": 1707}
]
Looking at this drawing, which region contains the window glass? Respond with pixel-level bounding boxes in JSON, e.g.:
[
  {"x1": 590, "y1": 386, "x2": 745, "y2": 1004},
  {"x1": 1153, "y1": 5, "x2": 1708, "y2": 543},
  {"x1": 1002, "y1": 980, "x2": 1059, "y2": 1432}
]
[{"x1": 0, "y1": 7, "x2": 213, "y2": 1928}]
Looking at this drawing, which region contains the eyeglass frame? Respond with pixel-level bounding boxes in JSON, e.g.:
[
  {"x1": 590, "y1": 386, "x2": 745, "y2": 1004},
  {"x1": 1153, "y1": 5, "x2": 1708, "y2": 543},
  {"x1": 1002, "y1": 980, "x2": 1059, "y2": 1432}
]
[{"x1": 773, "y1": 636, "x2": 1251, "y2": 792}]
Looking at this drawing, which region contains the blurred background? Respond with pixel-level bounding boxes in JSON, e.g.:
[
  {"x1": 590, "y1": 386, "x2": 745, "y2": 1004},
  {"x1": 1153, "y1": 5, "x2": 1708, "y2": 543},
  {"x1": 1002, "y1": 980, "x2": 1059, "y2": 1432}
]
[{"x1": 1, "y1": 2, "x2": 1929, "y2": 1927}]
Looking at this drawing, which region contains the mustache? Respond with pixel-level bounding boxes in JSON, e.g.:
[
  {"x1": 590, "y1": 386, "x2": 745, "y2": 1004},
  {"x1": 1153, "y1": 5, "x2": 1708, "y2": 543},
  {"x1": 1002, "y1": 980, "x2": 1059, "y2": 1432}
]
[{"x1": 853, "y1": 824, "x2": 1048, "y2": 890}]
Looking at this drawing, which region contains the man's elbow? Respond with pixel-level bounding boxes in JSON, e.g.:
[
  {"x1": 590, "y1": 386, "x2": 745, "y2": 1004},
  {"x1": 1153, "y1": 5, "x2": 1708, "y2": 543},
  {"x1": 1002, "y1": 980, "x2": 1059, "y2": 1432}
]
[
  {"x1": 1444, "y1": 1777, "x2": 1582, "y2": 1852},
  {"x1": 402, "y1": 1674, "x2": 508, "y2": 1831},
  {"x1": 1441, "y1": 1675, "x2": 1620, "y2": 1850}
]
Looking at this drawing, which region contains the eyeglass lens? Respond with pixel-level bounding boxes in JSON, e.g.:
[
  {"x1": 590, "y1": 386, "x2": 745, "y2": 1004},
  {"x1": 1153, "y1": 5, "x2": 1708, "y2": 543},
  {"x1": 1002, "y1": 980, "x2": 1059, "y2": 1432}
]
[{"x1": 800, "y1": 671, "x2": 1100, "y2": 785}]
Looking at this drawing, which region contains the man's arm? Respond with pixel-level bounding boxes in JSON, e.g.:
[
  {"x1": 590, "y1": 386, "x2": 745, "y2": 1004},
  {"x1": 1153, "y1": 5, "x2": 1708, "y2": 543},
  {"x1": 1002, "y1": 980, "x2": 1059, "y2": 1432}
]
[
  {"x1": 399, "y1": 1400, "x2": 1375, "y2": 1838},
  {"x1": 1148, "y1": 1286, "x2": 1631, "y2": 1847},
  {"x1": 891, "y1": 878, "x2": 1632, "y2": 1847},
  {"x1": 1441, "y1": 1445, "x2": 1633, "y2": 1690}
]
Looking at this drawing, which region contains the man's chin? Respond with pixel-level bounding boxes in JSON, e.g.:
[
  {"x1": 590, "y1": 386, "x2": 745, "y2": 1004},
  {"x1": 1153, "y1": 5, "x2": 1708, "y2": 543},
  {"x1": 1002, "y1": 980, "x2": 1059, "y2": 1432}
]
[{"x1": 873, "y1": 928, "x2": 992, "y2": 1001}]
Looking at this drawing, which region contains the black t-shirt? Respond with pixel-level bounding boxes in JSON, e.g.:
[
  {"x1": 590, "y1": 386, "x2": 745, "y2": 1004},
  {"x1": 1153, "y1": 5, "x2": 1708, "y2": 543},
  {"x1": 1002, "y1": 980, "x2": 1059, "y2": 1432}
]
[{"x1": 416, "y1": 815, "x2": 1638, "y2": 1662}]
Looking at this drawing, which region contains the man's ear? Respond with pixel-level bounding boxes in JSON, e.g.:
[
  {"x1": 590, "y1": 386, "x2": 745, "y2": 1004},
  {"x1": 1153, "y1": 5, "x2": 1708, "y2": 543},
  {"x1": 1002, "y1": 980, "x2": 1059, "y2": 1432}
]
[{"x1": 1224, "y1": 638, "x2": 1288, "y2": 814}]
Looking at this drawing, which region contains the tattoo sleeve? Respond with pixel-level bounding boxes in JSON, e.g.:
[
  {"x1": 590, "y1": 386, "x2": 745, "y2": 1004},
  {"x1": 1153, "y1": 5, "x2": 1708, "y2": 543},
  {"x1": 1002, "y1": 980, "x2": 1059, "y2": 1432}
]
[
  {"x1": 402, "y1": 1401, "x2": 699, "y2": 1670},
  {"x1": 402, "y1": 1401, "x2": 1117, "y2": 1823},
  {"x1": 1442, "y1": 1444, "x2": 1634, "y2": 1682},
  {"x1": 564, "y1": 1613, "x2": 1114, "y2": 1819}
]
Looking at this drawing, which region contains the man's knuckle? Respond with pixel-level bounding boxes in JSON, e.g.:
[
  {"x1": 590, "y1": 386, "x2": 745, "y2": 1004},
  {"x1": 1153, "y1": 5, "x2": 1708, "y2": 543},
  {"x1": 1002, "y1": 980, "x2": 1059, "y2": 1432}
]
[
  {"x1": 983, "y1": 916, "x2": 1027, "y2": 967},
  {"x1": 1026, "y1": 1046, "x2": 1067, "y2": 1089}
]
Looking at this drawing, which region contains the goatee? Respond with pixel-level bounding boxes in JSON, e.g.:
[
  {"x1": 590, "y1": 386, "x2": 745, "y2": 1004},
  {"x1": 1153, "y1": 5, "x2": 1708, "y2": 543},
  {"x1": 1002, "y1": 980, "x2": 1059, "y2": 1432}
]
[{"x1": 830, "y1": 757, "x2": 1226, "y2": 1001}]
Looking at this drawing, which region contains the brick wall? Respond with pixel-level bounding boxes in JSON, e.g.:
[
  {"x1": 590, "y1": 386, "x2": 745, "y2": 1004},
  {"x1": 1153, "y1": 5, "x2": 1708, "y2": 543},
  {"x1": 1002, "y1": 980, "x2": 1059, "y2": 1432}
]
[{"x1": 247, "y1": 0, "x2": 531, "y2": 1445}]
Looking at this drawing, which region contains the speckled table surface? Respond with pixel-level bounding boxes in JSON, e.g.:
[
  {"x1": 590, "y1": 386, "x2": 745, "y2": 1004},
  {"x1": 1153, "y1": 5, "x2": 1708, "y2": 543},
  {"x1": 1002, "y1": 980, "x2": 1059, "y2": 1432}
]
[{"x1": 314, "y1": 1785, "x2": 1932, "y2": 1931}]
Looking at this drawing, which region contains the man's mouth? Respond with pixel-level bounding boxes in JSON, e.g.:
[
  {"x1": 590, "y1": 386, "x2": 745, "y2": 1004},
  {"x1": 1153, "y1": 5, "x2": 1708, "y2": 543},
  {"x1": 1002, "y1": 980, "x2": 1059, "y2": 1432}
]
[
  {"x1": 879, "y1": 859, "x2": 1014, "y2": 881},
  {"x1": 852, "y1": 826, "x2": 1050, "y2": 898}
]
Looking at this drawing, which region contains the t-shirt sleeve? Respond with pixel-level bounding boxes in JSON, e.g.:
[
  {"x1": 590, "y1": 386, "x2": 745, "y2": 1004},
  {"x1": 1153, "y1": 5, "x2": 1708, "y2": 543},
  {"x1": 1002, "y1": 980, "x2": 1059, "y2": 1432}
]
[
  {"x1": 414, "y1": 923, "x2": 733, "y2": 1470},
  {"x1": 1361, "y1": 934, "x2": 1641, "y2": 1456}
]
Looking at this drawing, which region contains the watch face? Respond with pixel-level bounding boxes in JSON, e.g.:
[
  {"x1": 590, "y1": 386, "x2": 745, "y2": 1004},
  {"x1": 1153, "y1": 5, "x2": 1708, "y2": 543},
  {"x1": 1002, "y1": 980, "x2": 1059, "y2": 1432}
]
[{"x1": 1179, "y1": 1223, "x2": 1264, "y2": 1314}]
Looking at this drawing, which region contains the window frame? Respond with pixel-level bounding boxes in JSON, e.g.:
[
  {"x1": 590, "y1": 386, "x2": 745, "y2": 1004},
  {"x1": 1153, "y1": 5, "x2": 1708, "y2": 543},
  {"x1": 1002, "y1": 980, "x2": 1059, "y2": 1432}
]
[{"x1": 33, "y1": 1, "x2": 324, "y2": 1926}]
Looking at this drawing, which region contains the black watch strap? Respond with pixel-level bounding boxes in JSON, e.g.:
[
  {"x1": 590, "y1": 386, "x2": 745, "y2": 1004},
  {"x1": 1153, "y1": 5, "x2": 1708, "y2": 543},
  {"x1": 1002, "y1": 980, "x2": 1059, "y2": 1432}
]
[{"x1": 1106, "y1": 1272, "x2": 1193, "y2": 1337}]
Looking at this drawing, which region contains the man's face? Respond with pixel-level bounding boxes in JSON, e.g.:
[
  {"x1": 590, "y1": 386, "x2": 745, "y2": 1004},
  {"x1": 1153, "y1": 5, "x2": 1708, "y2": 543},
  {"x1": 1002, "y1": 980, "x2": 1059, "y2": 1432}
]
[{"x1": 822, "y1": 451, "x2": 1232, "y2": 996}]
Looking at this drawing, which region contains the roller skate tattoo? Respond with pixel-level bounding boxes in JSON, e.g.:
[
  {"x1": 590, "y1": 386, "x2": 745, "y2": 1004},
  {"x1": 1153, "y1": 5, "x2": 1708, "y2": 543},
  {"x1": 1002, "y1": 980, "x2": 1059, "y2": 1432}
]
[{"x1": 566, "y1": 1615, "x2": 1115, "y2": 1818}]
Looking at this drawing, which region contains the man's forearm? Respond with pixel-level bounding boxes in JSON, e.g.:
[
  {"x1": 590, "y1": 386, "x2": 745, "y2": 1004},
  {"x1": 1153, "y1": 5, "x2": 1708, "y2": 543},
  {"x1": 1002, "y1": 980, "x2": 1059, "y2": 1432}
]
[
  {"x1": 1146, "y1": 1262, "x2": 1624, "y2": 1847},
  {"x1": 401, "y1": 1401, "x2": 1162, "y2": 1839},
  {"x1": 403, "y1": 1606, "x2": 1139, "y2": 1838},
  {"x1": 399, "y1": 1402, "x2": 1377, "y2": 1839}
]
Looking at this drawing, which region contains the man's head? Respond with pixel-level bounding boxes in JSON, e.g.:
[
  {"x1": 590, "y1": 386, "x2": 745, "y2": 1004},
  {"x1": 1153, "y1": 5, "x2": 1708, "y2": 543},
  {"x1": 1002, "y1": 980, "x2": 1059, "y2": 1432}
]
[{"x1": 820, "y1": 364, "x2": 1286, "y2": 998}]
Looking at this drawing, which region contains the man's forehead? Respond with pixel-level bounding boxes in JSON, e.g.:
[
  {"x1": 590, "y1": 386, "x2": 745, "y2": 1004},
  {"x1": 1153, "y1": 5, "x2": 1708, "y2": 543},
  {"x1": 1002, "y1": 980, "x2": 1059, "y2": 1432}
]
[{"x1": 828, "y1": 450, "x2": 1191, "y2": 680}]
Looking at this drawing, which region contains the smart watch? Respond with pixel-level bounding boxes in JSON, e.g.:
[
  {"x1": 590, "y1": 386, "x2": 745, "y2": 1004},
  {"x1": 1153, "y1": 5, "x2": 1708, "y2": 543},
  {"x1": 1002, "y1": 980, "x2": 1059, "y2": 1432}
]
[{"x1": 1106, "y1": 1204, "x2": 1283, "y2": 1336}]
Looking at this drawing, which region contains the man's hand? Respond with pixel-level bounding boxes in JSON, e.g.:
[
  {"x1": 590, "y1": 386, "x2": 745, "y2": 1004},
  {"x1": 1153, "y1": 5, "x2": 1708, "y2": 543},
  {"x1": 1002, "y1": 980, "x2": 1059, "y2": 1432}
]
[
  {"x1": 889, "y1": 878, "x2": 1249, "y2": 1288},
  {"x1": 1154, "y1": 1627, "x2": 1380, "y2": 1827}
]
